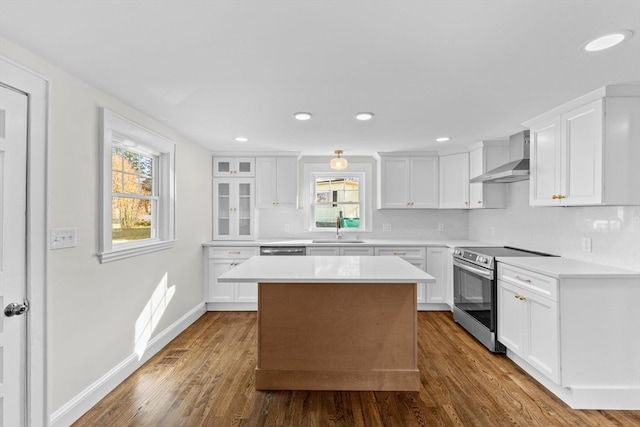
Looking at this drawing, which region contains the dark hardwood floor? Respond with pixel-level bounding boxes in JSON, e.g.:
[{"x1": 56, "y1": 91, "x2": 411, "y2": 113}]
[{"x1": 73, "y1": 311, "x2": 640, "y2": 426}]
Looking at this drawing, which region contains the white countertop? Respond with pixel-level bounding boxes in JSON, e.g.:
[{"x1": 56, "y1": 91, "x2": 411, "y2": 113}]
[
  {"x1": 218, "y1": 255, "x2": 436, "y2": 283},
  {"x1": 497, "y1": 256, "x2": 640, "y2": 279},
  {"x1": 203, "y1": 239, "x2": 495, "y2": 249}
]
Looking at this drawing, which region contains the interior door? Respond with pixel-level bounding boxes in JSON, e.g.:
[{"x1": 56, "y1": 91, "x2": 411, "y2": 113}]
[{"x1": 0, "y1": 84, "x2": 29, "y2": 426}]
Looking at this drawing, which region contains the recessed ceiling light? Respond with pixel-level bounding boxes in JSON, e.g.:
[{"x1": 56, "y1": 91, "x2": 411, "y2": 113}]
[
  {"x1": 436, "y1": 137, "x2": 451, "y2": 142},
  {"x1": 234, "y1": 137, "x2": 248, "y2": 142},
  {"x1": 294, "y1": 112, "x2": 312, "y2": 121},
  {"x1": 355, "y1": 112, "x2": 374, "y2": 121},
  {"x1": 582, "y1": 30, "x2": 633, "y2": 52}
]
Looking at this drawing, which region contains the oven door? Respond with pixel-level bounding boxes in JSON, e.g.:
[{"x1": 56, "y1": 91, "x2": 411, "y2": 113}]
[{"x1": 453, "y1": 258, "x2": 496, "y2": 332}]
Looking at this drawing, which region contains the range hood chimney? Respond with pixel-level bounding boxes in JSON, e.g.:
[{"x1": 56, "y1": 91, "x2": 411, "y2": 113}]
[{"x1": 469, "y1": 130, "x2": 530, "y2": 183}]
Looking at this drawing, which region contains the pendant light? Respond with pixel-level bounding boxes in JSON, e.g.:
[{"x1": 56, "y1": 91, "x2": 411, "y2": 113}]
[{"x1": 330, "y1": 150, "x2": 348, "y2": 170}]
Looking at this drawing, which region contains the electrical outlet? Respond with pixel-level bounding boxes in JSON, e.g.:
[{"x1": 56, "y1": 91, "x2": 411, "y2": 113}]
[
  {"x1": 284, "y1": 223, "x2": 290, "y2": 233},
  {"x1": 437, "y1": 223, "x2": 445, "y2": 232},
  {"x1": 490, "y1": 226, "x2": 496, "y2": 237},
  {"x1": 581, "y1": 237, "x2": 592, "y2": 253},
  {"x1": 383, "y1": 223, "x2": 392, "y2": 232},
  {"x1": 50, "y1": 227, "x2": 77, "y2": 250}
]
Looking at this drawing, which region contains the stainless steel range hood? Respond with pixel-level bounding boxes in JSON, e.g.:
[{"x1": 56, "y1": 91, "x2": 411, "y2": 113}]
[{"x1": 469, "y1": 130, "x2": 530, "y2": 183}]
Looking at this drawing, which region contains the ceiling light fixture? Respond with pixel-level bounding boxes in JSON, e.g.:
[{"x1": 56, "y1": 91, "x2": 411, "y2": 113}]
[
  {"x1": 234, "y1": 136, "x2": 248, "y2": 142},
  {"x1": 582, "y1": 30, "x2": 633, "y2": 52},
  {"x1": 294, "y1": 112, "x2": 312, "y2": 121},
  {"x1": 436, "y1": 137, "x2": 451, "y2": 142},
  {"x1": 330, "y1": 150, "x2": 348, "y2": 170},
  {"x1": 355, "y1": 112, "x2": 374, "y2": 121}
]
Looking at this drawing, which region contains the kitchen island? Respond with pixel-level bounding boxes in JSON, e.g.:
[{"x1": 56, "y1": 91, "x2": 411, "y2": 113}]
[{"x1": 218, "y1": 255, "x2": 434, "y2": 391}]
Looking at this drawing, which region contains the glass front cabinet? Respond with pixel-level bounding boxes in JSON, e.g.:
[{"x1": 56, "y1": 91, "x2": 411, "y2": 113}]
[{"x1": 213, "y1": 178, "x2": 255, "y2": 240}]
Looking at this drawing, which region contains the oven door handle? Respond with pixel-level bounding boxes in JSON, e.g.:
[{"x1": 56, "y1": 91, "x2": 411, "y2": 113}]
[{"x1": 453, "y1": 259, "x2": 494, "y2": 280}]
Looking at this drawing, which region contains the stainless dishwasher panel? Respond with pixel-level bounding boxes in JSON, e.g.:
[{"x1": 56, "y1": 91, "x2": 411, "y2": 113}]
[{"x1": 259, "y1": 246, "x2": 306, "y2": 256}]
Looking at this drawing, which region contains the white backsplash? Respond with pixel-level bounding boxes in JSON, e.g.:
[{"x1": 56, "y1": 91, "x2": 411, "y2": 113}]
[
  {"x1": 469, "y1": 180, "x2": 640, "y2": 271},
  {"x1": 257, "y1": 208, "x2": 469, "y2": 240}
]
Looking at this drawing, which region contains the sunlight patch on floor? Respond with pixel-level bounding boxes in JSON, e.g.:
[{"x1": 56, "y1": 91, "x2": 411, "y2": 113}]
[{"x1": 134, "y1": 272, "x2": 176, "y2": 360}]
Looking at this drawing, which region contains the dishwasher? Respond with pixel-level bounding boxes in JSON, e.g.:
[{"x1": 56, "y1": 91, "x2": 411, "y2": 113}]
[{"x1": 259, "y1": 246, "x2": 306, "y2": 256}]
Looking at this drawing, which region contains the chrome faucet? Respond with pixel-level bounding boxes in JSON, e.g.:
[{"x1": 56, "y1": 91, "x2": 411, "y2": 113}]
[{"x1": 336, "y1": 217, "x2": 343, "y2": 239}]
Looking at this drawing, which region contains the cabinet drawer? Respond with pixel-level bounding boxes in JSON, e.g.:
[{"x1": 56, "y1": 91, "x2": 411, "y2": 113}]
[
  {"x1": 375, "y1": 247, "x2": 425, "y2": 259},
  {"x1": 498, "y1": 263, "x2": 558, "y2": 301},
  {"x1": 208, "y1": 247, "x2": 259, "y2": 259}
]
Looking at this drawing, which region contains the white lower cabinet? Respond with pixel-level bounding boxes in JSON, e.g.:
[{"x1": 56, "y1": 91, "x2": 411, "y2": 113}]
[
  {"x1": 497, "y1": 261, "x2": 640, "y2": 410},
  {"x1": 497, "y1": 277, "x2": 559, "y2": 383},
  {"x1": 425, "y1": 247, "x2": 448, "y2": 307},
  {"x1": 205, "y1": 247, "x2": 259, "y2": 310},
  {"x1": 375, "y1": 247, "x2": 438, "y2": 310}
]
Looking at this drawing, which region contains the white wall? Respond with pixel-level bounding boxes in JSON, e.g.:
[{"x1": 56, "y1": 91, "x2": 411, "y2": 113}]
[
  {"x1": 1, "y1": 38, "x2": 212, "y2": 417},
  {"x1": 469, "y1": 180, "x2": 640, "y2": 270}
]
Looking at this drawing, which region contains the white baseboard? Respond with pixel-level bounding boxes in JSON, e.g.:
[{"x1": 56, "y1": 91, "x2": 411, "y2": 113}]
[
  {"x1": 50, "y1": 302, "x2": 206, "y2": 427},
  {"x1": 507, "y1": 350, "x2": 640, "y2": 410}
]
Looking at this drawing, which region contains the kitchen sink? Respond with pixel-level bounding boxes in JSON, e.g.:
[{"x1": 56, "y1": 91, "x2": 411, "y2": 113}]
[{"x1": 312, "y1": 239, "x2": 366, "y2": 244}]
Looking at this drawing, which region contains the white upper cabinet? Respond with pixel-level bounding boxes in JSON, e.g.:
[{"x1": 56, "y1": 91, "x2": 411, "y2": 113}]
[
  {"x1": 255, "y1": 156, "x2": 298, "y2": 209},
  {"x1": 212, "y1": 178, "x2": 255, "y2": 240},
  {"x1": 377, "y1": 154, "x2": 439, "y2": 209},
  {"x1": 438, "y1": 152, "x2": 469, "y2": 209},
  {"x1": 213, "y1": 157, "x2": 255, "y2": 177},
  {"x1": 468, "y1": 141, "x2": 510, "y2": 209},
  {"x1": 523, "y1": 86, "x2": 640, "y2": 206}
]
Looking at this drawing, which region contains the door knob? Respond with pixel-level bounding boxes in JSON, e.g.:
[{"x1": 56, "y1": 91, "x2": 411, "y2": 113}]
[{"x1": 4, "y1": 301, "x2": 29, "y2": 317}]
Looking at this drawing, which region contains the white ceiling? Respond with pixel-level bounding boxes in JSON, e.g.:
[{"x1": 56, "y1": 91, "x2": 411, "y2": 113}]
[{"x1": 1, "y1": 0, "x2": 639, "y2": 156}]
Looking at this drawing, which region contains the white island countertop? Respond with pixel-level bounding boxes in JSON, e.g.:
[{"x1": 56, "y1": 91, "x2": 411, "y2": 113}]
[{"x1": 218, "y1": 255, "x2": 435, "y2": 283}]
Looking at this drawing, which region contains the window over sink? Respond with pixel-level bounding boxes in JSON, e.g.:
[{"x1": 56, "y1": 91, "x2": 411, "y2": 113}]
[{"x1": 303, "y1": 162, "x2": 372, "y2": 232}]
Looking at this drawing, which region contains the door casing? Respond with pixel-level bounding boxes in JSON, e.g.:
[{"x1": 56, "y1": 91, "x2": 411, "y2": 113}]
[{"x1": 1, "y1": 56, "x2": 49, "y2": 426}]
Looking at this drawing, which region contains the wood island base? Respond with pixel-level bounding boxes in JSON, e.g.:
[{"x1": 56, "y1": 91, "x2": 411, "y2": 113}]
[{"x1": 256, "y1": 281, "x2": 419, "y2": 391}]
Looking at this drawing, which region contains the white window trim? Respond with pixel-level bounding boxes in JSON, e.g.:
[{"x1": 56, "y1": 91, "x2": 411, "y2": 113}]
[
  {"x1": 99, "y1": 108, "x2": 176, "y2": 263},
  {"x1": 303, "y1": 162, "x2": 372, "y2": 233}
]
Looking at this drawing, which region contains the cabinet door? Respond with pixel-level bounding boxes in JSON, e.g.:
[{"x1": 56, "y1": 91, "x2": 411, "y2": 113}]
[
  {"x1": 426, "y1": 247, "x2": 447, "y2": 304},
  {"x1": 530, "y1": 118, "x2": 561, "y2": 206},
  {"x1": 235, "y1": 179, "x2": 254, "y2": 239},
  {"x1": 561, "y1": 99, "x2": 603, "y2": 205},
  {"x1": 340, "y1": 247, "x2": 374, "y2": 256},
  {"x1": 445, "y1": 248, "x2": 454, "y2": 308},
  {"x1": 469, "y1": 148, "x2": 483, "y2": 179},
  {"x1": 525, "y1": 292, "x2": 560, "y2": 383},
  {"x1": 468, "y1": 147, "x2": 485, "y2": 208},
  {"x1": 208, "y1": 259, "x2": 235, "y2": 303},
  {"x1": 213, "y1": 180, "x2": 232, "y2": 239},
  {"x1": 255, "y1": 157, "x2": 278, "y2": 208},
  {"x1": 235, "y1": 281, "x2": 258, "y2": 303},
  {"x1": 411, "y1": 157, "x2": 439, "y2": 208},
  {"x1": 379, "y1": 158, "x2": 411, "y2": 208},
  {"x1": 306, "y1": 247, "x2": 340, "y2": 256},
  {"x1": 438, "y1": 153, "x2": 469, "y2": 209},
  {"x1": 275, "y1": 157, "x2": 298, "y2": 208},
  {"x1": 213, "y1": 157, "x2": 255, "y2": 177},
  {"x1": 406, "y1": 259, "x2": 427, "y2": 303},
  {"x1": 497, "y1": 280, "x2": 525, "y2": 355}
]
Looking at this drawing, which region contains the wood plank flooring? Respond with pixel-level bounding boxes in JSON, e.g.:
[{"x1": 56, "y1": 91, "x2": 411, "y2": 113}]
[{"x1": 73, "y1": 311, "x2": 640, "y2": 426}]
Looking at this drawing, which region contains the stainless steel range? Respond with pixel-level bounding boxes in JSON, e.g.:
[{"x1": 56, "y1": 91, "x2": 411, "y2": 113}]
[{"x1": 452, "y1": 246, "x2": 554, "y2": 353}]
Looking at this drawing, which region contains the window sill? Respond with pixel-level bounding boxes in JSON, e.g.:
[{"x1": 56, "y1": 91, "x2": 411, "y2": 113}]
[{"x1": 98, "y1": 239, "x2": 176, "y2": 263}]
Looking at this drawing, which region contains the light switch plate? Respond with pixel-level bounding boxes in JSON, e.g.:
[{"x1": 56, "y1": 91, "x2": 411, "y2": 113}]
[
  {"x1": 382, "y1": 223, "x2": 392, "y2": 232},
  {"x1": 50, "y1": 227, "x2": 77, "y2": 250},
  {"x1": 437, "y1": 223, "x2": 445, "y2": 232}
]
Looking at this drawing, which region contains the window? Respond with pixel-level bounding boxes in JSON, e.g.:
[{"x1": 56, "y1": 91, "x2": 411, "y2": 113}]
[
  {"x1": 303, "y1": 162, "x2": 372, "y2": 232},
  {"x1": 313, "y1": 176, "x2": 361, "y2": 229},
  {"x1": 99, "y1": 109, "x2": 176, "y2": 263}
]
